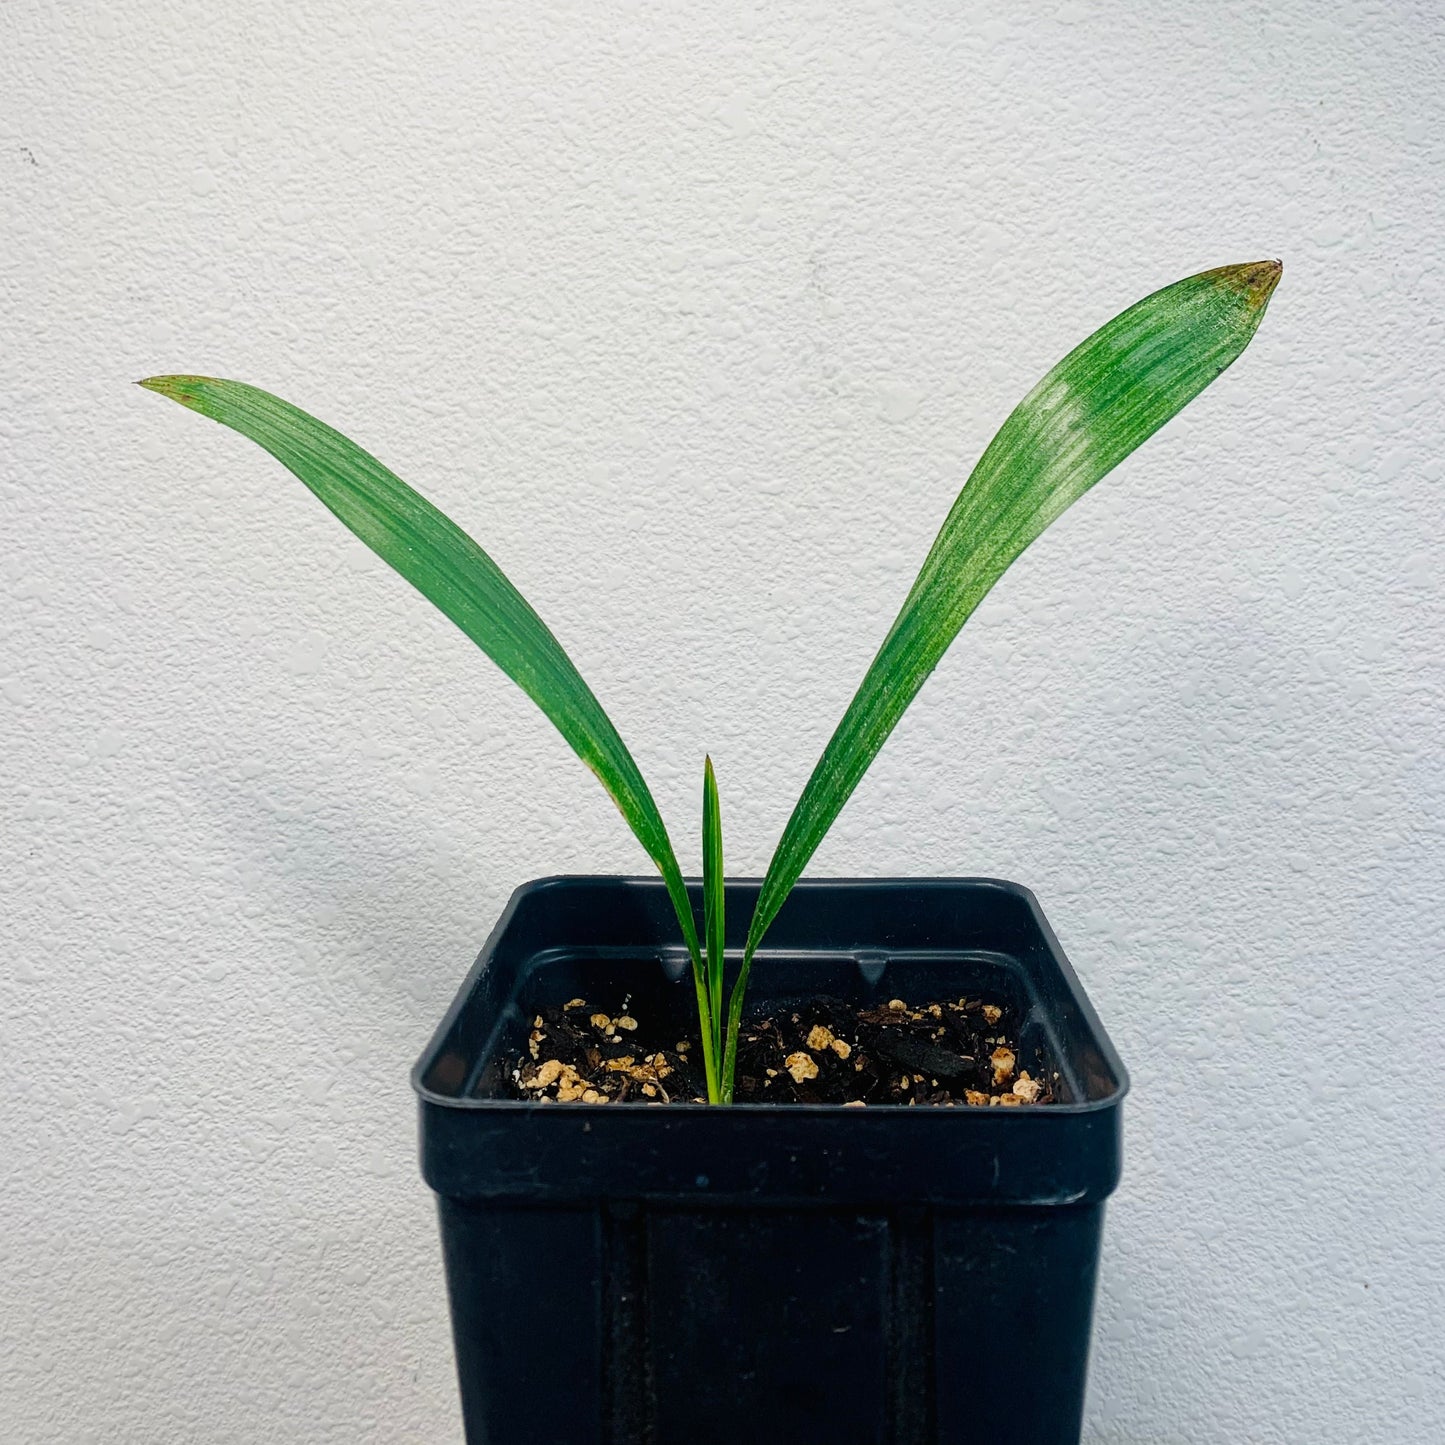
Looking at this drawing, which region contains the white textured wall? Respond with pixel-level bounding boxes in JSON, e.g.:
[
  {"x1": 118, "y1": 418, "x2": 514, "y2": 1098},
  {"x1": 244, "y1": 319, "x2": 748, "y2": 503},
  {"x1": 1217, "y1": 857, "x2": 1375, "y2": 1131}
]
[{"x1": 3, "y1": 2, "x2": 1443, "y2": 1441}]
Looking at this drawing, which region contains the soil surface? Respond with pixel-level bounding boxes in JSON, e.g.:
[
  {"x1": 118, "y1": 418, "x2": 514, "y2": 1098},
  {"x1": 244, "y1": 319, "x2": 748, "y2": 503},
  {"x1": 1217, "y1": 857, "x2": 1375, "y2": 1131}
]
[{"x1": 506, "y1": 993, "x2": 1055, "y2": 1106}]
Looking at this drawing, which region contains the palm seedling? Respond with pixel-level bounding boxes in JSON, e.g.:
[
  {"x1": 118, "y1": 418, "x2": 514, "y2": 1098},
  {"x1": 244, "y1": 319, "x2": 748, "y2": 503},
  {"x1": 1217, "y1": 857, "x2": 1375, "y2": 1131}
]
[{"x1": 143, "y1": 258, "x2": 1280, "y2": 1103}]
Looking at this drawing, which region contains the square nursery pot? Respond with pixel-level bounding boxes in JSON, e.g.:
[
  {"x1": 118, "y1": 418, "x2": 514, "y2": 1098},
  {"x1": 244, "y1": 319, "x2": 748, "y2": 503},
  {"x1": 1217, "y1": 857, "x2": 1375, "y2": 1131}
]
[{"x1": 413, "y1": 876, "x2": 1128, "y2": 1445}]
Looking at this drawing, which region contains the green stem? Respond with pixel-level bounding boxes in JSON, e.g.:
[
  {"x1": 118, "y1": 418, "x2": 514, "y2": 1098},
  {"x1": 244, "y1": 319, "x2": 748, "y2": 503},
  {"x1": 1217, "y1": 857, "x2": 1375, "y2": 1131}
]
[
  {"x1": 690, "y1": 960, "x2": 721, "y2": 1104},
  {"x1": 712, "y1": 980, "x2": 723, "y2": 1070},
  {"x1": 718, "y1": 944, "x2": 756, "y2": 1104},
  {"x1": 657, "y1": 865, "x2": 720, "y2": 1102}
]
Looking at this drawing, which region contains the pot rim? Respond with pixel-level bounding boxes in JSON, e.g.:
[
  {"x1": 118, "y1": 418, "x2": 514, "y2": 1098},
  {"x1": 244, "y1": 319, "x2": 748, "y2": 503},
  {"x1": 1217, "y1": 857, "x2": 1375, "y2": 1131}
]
[{"x1": 412, "y1": 873, "x2": 1130, "y2": 1116}]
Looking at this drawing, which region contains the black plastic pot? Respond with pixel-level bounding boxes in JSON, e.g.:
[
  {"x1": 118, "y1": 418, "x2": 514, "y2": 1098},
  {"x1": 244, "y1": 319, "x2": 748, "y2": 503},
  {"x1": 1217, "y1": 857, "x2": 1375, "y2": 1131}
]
[{"x1": 414, "y1": 876, "x2": 1127, "y2": 1445}]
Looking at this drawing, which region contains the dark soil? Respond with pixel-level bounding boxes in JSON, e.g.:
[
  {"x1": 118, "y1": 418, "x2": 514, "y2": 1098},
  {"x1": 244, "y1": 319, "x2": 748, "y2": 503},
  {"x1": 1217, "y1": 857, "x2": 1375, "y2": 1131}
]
[{"x1": 506, "y1": 993, "x2": 1054, "y2": 1106}]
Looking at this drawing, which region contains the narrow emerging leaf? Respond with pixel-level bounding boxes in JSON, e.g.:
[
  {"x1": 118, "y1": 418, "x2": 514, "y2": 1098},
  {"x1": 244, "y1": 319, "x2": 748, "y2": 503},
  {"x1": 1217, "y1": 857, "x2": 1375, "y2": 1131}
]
[
  {"x1": 741, "y1": 260, "x2": 1282, "y2": 971},
  {"x1": 702, "y1": 756, "x2": 725, "y2": 1068}
]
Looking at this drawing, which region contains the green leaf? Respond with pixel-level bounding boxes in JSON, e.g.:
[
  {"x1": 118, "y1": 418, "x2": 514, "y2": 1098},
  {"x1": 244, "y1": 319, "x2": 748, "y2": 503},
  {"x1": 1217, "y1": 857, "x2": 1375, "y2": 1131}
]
[
  {"x1": 742, "y1": 260, "x2": 1282, "y2": 965},
  {"x1": 702, "y1": 755, "x2": 725, "y2": 1067},
  {"x1": 138, "y1": 374, "x2": 705, "y2": 971}
]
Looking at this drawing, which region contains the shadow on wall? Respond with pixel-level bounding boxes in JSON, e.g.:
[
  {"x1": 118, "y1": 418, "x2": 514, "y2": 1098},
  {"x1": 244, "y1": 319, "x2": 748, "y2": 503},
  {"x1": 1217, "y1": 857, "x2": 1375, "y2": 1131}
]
[{"x1": 182, "y1": 731, "x2": 502, "y2": 1017}]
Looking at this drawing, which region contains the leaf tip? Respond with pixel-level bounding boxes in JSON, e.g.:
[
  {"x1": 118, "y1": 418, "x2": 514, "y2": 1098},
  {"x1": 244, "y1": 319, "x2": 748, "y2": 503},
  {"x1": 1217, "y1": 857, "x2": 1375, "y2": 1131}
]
[
  {"x1": 1209, "y1": 258, "x2": 1282, "y2": 310},
  {"x1": 136, "y1": 375, "x2": 212, "y2": 412}
]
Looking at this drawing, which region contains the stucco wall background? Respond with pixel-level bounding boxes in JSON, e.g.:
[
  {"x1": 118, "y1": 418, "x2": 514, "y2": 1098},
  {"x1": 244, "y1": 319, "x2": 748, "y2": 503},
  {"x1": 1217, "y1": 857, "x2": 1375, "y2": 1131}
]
[{"x1": 3, "y1": 2, "x2": 1442, "y2": 1441}]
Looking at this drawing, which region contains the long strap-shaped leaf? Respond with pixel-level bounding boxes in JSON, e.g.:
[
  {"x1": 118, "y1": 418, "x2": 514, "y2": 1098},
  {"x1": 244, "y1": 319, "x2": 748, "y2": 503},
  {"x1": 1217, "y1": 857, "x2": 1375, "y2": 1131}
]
[
  {"x1": 741, "y1": 259, "x2": 1281, "y2": 964},
  {"x1": 139, "y1": 375, "x2": 705, "y2": 973}
]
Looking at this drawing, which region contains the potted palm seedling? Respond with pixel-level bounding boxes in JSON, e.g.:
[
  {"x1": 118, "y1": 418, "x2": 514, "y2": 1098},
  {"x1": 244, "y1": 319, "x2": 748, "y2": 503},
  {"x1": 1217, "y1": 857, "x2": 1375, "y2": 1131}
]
[{"x1": 144, "y1": 258, "x2": 1280, "y2": 1444}]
